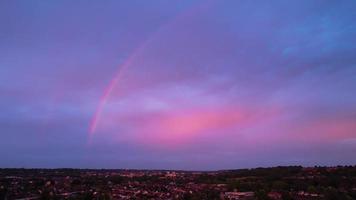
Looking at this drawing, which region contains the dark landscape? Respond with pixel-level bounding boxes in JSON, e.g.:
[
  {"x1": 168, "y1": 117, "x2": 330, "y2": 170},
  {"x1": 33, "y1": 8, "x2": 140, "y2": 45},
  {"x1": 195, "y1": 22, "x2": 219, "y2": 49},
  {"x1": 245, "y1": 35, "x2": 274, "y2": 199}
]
[{"x1": 1, "y1": 166, "x2": 356, "y2": 200}]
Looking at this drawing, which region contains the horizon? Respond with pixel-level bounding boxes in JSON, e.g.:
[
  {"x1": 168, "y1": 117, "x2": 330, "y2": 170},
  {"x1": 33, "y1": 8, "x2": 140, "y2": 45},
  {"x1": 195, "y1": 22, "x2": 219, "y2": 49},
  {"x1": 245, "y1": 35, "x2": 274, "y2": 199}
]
[
  {"x1": 1, "y1": 0, "x2": 356, "y2": 170},
  {"x1": 1, "y1": 164, "x2": 355, "y2": 172}
]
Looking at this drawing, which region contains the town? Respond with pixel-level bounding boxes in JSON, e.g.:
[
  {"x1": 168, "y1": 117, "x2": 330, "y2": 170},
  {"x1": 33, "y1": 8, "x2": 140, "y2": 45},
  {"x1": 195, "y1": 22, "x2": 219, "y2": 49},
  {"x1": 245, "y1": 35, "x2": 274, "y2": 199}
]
[{"x1": 0, "y1": 166, "x2": 355, "y2": 199}]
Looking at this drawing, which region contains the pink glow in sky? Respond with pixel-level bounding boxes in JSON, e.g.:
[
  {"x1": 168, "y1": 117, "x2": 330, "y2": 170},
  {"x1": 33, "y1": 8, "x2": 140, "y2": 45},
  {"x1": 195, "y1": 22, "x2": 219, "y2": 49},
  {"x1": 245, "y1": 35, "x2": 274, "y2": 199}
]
[{"x1": 1, "y1": 0, "x2": 356, "y2": 169}]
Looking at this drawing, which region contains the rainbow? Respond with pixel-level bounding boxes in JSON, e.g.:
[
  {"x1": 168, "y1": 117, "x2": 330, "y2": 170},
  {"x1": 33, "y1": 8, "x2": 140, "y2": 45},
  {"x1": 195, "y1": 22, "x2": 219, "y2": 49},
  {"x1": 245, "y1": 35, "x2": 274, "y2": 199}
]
[{"x1": 88, "y1": 1, "x2": 215, "y2": 142}]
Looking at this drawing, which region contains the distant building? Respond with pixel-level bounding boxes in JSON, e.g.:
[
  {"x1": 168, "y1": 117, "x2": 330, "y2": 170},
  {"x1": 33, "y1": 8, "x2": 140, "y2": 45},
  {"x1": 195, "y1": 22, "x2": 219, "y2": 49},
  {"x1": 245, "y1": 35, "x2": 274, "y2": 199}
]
[
  {"x1": 268, "y1": 191, "x2": 282, "y2": 200},
  {"x1": 224, "y1": 191, "x2": 254, "y2": 200}
]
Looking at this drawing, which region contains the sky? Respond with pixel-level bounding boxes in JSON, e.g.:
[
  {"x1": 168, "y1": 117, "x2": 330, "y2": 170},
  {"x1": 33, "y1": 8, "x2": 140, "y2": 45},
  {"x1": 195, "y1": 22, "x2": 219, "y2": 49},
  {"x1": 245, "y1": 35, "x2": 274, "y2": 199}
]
[{"x1": 0, "y1": 0, "x2": 356, "y2": 170}]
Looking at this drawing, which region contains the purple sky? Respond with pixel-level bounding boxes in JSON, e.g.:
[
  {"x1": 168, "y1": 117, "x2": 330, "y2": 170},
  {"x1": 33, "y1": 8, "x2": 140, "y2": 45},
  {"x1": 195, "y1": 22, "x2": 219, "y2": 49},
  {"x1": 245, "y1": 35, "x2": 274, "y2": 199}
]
[{"x1": 1, "y1": 0, "x2": 356, "y2": 170}]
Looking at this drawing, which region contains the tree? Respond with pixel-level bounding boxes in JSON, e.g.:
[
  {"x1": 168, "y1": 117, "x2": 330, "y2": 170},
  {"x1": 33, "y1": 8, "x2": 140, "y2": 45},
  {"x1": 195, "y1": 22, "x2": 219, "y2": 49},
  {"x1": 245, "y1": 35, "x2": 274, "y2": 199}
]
[{"x1": 255, "y1": 190, "x2": 271, "y2": 200}]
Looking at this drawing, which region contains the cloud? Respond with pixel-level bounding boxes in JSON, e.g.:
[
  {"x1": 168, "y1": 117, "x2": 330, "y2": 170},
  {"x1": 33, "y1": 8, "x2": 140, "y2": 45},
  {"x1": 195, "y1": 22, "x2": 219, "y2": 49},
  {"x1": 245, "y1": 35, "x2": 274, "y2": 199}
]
[{"x1": 0, "y1": 0, "x2": 356, "y2": 169}]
